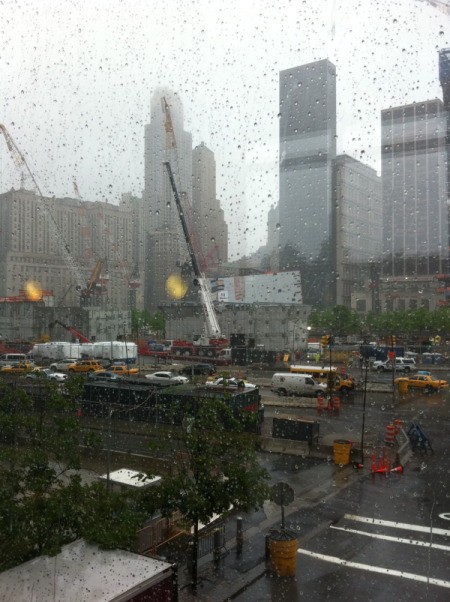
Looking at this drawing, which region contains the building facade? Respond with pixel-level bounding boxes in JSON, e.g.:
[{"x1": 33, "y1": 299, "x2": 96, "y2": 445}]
[
  {"x1": 334, "y1": 154, "x2": 382, "y2": 308},
  {"x1": 191, "y1": 142, "x2": 228, "y2": 276},
  {"x1": 0, "y1": 188, "x2": 134, "y2": 310},
  {"x1": 381, "y1": 100, "x2": 448, "y2": 281},
  {"x1": 439, "y1": 48, "x2": 450, "y2": 208},
  {"x1": 278, "y1": 59, "x2": 337, "y2": 307}
]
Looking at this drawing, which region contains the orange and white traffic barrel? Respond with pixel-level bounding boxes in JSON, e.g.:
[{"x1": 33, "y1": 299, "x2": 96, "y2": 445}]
[{"x1": 384, "y1": 424, "x2": 396, "y2": 446}]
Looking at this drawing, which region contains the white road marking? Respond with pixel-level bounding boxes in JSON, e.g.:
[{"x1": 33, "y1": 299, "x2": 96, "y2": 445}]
[
  {"x1": 344, "y1": 514, "x2": 450, "y2": 537},
  {"x1": 297, "y1": 548, "x2": 450, "y2": 589},
  {"x1": 438, "y1": 513, "x2": 450, "y2": 521},
  {"x1": 330, "y1": 525, "x2": 450, "y2": 552}
]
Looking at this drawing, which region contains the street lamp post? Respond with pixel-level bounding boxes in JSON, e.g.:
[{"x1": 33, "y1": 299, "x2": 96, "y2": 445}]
[{"x1": 360, "y1": 357, "x2": 369, "y2": 465}]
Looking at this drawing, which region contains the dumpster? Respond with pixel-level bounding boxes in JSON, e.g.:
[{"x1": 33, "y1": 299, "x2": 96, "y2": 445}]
[
  {"x1": 333, "y1": 439, "x2": 353, "y2": 465},
  {"x1": 268, "y1": 529, "x2": 298, "y2": 576}
]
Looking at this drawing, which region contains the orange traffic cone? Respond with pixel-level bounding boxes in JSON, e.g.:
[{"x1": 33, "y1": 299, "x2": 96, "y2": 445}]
[{"x1": 390, "y1": 465, "x2": 404, "y2": 474}]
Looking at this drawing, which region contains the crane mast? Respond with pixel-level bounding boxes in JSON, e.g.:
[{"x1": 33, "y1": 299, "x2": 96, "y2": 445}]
[{"x1": 163, "y1": 161, "x2": 224, "y2": 340}]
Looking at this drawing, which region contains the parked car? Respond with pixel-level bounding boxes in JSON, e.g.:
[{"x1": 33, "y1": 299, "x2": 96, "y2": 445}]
[
  {"x1": 87, "y1": 371, "x2": 124, "y2": 382},
  {"x1": 68, "y1": 359, "x2": 103, "y2": 373},
  {"x1": 206, "y1": 377, "x2": 256, "y2": 389},
  {"x1": 178, "y1": 363, "x2": 217, "y2": 377},
  {"x1": 395, "y1": 374, "x2": 448, "y2": 393},
  {"x1": 372, "y1": 357, "x2": 415, "y2": 373},
  {"x1": 49, "y1": 359, "x2": 79, "y2": 371},
  {"x1": 26, "y1": 368, "x2": 68, "y2": 382},
  {"x1": 144, "y1": 371, "x2": 189, "y2": 386}
]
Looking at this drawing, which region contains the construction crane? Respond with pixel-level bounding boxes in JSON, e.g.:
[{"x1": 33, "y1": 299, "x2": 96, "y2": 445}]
[
  {"x1": 80, "y1": 258, "x2": 105, "y2": 302},
  {"x1": 48, "y1": 320, "x2": 90, "y2": 343},
  {"x1": 0, "y1": 124, "x2": 85, "y2": 291},
  {"x1": 164, "y1": 161, "x2": 227, "y2": 345},
  {"x1": 161, "y1": 100, "x2": 229, "y2": 356}
]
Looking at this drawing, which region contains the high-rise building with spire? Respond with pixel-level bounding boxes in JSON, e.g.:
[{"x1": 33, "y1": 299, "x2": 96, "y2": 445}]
[{"x1": 144, "y1": 89, "x2": 193, "y2": 309}]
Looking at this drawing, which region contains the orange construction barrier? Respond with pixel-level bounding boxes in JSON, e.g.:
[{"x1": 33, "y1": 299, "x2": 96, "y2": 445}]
[
  {"x1": 384, "y1": 424, "x2": 396, "y2": 446},
  {"x1": 332, "y1": 395, "x2": 341, "y2": 412},
  {"x1": 317, "y1": 395, "x2": 324, "y2": 415},
  {"x1": 370, "y1": 454, "x2": 377, "y2": 473}
]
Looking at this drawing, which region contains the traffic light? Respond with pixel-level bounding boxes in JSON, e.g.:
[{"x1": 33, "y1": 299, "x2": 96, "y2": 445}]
[
  {"x1": 321, "y1": 335, "x2": 329, "y2": 348},
  {"x1": 391, "y1": 335, "x2": 397, "y2": 347}
]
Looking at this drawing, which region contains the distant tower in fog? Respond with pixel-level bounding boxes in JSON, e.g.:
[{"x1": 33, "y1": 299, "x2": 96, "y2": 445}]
[
  {"x1": 278, "y1": 59, "x2": 337, "y2": 306},
  {"x1": 192, "y1": 142, "x2": 228, "y2": 275},
  {"x1": 143, "y1": 89, "x2": 193, "y2": 310}
]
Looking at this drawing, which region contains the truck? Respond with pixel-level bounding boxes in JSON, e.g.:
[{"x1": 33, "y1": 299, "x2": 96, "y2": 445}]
[
  {"x1": 164, "y1": 160, "x2": 231, "y2": 361},
  {"x1": 31, "y1": 340, "x2": 137, "y2": 364}
]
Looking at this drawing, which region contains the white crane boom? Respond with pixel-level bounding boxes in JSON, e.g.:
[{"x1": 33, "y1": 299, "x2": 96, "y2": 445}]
[{"x1": 164, "y1": 161, "x2": 224, "y2": 340}]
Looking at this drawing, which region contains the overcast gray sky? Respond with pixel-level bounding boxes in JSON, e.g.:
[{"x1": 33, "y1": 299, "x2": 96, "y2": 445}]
[{"x1": 1, "y1": 0, "x2": 449, "y2": 258}]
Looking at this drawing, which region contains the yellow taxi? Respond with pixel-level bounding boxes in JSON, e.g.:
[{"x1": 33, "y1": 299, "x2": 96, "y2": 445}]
[
  {"x1": 395, "y1": 373, "x2": 448, "y2": 393},
  {"x1": 68, "y1": 359, "x2": 103, "y2": 373},
  {"x1": 107, "y1": 365, "x2": 139, "y2": 376},
  {"x1": 0, "y1": 362, "x2": 33, "y2": 374}
]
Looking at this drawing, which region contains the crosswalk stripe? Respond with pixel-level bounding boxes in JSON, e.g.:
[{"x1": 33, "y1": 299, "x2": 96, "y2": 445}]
[
  {"x1": 297, "y1": 548, "x2": 450, "y2": 589},
  {"x1": 344, "y1": 514, "x2": 450, "y2": 537},
  {"x1": 330, "y1": 525, "x2": 450, "y2": 551}
]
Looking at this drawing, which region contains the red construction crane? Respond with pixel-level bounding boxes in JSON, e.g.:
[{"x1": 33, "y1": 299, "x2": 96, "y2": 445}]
[{"x1": 49, "y1": 320, "x2": 90, "y2": 344}]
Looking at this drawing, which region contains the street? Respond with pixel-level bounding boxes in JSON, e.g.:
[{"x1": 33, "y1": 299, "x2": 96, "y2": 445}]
[{"x1": 234, "y1": 451, "x2": 450, "y2": 601}]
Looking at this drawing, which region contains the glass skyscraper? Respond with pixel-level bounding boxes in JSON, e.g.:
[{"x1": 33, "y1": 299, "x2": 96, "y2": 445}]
[
  {"x1": 381, "y1": 100, "x2": 447, "y2": 278},
  {"x1": 279, "y1": 59, "x2": 337, "y2": 307}
]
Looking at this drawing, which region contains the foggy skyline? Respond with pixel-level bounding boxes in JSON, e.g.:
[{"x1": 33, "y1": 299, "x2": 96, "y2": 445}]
[{"x1": 1, "y1": 0, "x2": 449, "y2": 258}]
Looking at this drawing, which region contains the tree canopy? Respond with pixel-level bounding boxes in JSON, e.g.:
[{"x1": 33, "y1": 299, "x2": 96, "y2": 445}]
[{"x1": 0, "y1": 377, "x2": 143, "y2": 571}]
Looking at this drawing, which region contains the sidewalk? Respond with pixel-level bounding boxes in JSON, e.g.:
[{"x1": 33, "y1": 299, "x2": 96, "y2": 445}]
[{"x1": 176, "y1": 452, "x2": 367, "y2": 601}]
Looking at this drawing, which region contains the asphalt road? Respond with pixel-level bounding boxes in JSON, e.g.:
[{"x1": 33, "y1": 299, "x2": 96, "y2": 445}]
[{"x1": 234, "y1": 451, "x2": 450, "y2": 601}]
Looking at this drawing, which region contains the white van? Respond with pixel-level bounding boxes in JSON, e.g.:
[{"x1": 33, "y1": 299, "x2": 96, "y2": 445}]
[
  {"x1": 271, "y1": 373, "x2": 327, "y2": 397},
  {"x1": 0, "y1": 353, "x2": 28, "y2": 366}
]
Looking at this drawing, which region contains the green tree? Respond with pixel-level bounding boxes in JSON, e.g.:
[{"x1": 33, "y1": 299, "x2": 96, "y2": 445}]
[
  {"x1": 131, "y1": 309, "x2": 165, "y2": 338},
  {"x1": 0, "y1": 377, "x2": 144, "y2": 570},
  {"x1": 148, "y1": 310, "x2": 165, "y2": 337},
  {"x1": 141, "y1": 397, "x2": 270, "y2": 592},
  {"x1": 309, "y1": 305, "x2": 361, "y2": 335}
]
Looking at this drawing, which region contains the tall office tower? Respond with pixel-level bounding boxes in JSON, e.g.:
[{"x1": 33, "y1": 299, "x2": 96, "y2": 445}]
[
  {"x1": 191, "y1": 142, "x2": 228, "y2": 275},
  {"x1": 144, "y1": 88, "x2": 193, "y2": 310},
  {"x1": 381, "y1": 100, "x2": 447, "y2": 281},
  {"x1": 333, "y1": 155, "x2": 382, "y2": 310},
  {"x1": 439, "y1": 48, "x2": 450, "y2": 206},
  {"x1": 278, "y1": 59, "x2": 337, "y2": 307}
]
